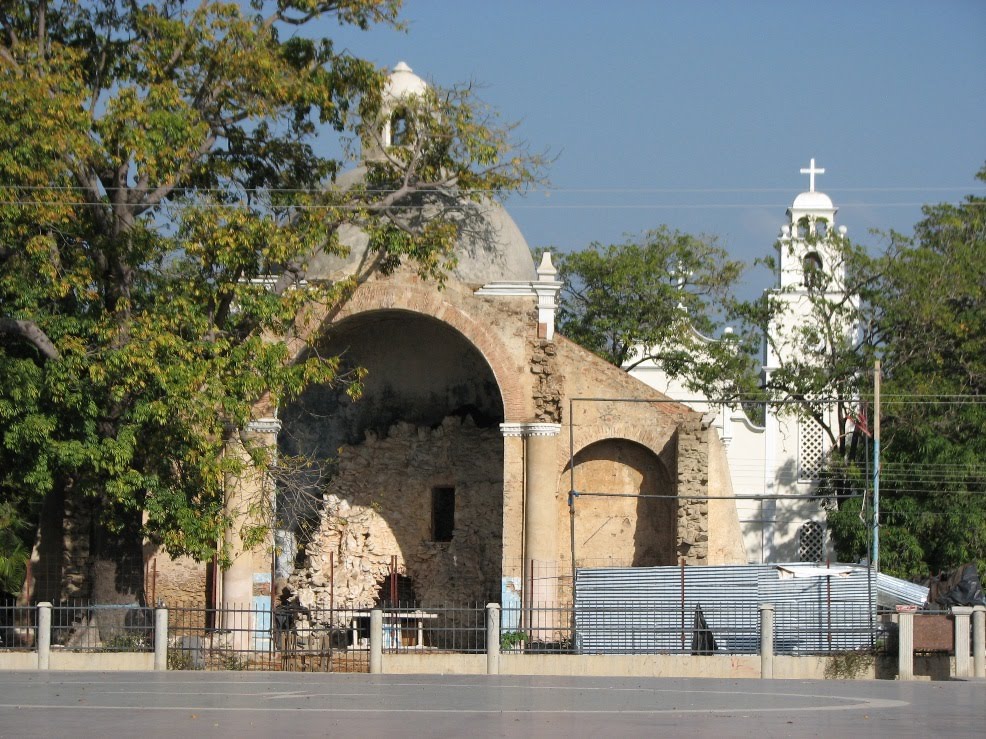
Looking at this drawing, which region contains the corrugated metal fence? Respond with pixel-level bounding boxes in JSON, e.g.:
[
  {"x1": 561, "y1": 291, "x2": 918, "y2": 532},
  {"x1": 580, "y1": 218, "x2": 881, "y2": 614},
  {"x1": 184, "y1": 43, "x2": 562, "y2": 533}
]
[{"x1": 575, "y1": 563, "x2": 888, "y2": 654}]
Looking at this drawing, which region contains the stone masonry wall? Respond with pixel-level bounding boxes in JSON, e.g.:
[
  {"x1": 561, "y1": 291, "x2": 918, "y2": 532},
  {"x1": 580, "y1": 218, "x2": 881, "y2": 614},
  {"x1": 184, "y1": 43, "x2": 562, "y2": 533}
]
[
  {"x1": 530, "y1": 338, "x2": 563, "y2": 422},
  {"x1": 675, "y1": 416, "x2": 710, "y2": 564},
  {"x1": 292, "y1": 416, "x2": 502, "y2": 618}
]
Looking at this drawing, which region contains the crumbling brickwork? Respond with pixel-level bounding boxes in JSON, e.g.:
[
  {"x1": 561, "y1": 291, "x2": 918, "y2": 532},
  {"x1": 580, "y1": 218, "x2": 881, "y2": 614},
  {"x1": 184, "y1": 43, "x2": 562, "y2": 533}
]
[
  {"x1": 530, "y1": 339, "x2": 563, "y2": 423},
  {"x1": 291, "y1": 416, "x2": 503, "y2": 614},
  {"x1": 675, "y1": 416, "x2": 710, "y2": 564}
]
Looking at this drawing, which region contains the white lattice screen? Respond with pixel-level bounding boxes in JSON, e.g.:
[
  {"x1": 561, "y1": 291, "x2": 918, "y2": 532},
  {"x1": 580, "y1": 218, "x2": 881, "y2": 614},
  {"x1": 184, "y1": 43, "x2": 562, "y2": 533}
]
[
  {"x1": 798, "y1": 520, "x2": 826, "y2": 562},
  {"x1": 798, "y1": 419, "x2": 825, "y2": 481}
]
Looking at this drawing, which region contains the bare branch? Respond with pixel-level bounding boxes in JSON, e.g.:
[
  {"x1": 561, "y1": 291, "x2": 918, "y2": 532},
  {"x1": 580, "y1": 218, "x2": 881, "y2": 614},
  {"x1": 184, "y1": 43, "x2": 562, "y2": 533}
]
[{"x1": 0, "y1": 318, "x2": 60, "y2": 360}]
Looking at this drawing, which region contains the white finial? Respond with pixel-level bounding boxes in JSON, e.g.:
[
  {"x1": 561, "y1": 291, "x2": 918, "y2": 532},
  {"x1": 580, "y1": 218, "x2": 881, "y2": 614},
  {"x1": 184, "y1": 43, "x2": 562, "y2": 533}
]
[
  {"x1": 800, "y1": 157, "x2": 825, "y2": 193},
  {"x1": 536, "y1": 250, "x2": 557, "y2": 280}
]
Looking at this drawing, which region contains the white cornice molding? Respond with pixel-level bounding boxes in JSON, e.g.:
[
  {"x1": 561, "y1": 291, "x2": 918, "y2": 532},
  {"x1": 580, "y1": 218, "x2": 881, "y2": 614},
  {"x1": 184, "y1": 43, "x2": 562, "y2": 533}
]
[
  {"x1": 475, "y1": 281, "x2": 538, "y2": 297},
  {"x1": 499, "y1": 422, "x2": 561, "y2": 437},
  {"x1": 246, "y1": 417, "x2": 282, "y2": 434}
]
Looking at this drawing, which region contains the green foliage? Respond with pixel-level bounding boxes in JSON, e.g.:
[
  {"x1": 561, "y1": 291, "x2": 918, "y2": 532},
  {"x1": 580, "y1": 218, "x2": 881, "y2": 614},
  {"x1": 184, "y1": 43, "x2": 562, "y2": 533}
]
[
  {"x1": 826, "y1": 166, "x2": 986, "y2": 578},
  {"x1": 549, "y1": 228, "x2": 759, "y2": 400},
  {"x1": 499, "y1": 630, "x2": 527, "y2": 650},
  {"x1": 0, "y1": 501, "x2": 30, "y2": 594},
  {"x1": 0, "y1": 1, "x2": 540, "y2": 588},
  {"x1": 167, "y1": 648, "x2": 201, "y2": 671},
  {"x1": 824, "y1": 650, "x2": 875, "y2": 680}
]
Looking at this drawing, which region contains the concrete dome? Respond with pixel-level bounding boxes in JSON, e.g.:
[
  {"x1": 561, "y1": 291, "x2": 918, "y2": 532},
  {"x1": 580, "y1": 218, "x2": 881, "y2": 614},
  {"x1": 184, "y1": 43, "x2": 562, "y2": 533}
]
[
  {"x1": 306, "y1": 166, "x2": 536, "y2": 285},
  {"x1": 383, "y1": 62, "x2": 428, "y2": 102},
  {"x1": 792, "y1": 191, "x2": 834, "y2": 211}
]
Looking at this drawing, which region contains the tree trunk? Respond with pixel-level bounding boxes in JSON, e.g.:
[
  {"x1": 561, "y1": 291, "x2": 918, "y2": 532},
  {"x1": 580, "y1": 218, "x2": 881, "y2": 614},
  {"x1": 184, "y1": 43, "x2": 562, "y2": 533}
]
[{"x1": 89, "y1": 501, "x2": 146, "y2": 644}]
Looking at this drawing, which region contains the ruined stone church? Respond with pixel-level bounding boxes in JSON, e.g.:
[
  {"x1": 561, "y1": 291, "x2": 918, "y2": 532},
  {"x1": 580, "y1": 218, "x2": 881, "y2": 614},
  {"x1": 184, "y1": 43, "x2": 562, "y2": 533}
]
[
  {"x1": 29, "y1": 63, "x2": 747, "y2": 616},
  {"x1": 245, "y1": 62, "x2": 747, "y2": 615}
]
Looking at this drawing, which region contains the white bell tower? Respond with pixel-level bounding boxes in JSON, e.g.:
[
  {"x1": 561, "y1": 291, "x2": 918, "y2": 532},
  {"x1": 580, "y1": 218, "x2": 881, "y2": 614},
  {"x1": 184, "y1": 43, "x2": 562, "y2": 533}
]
[
  {"x1": 760, "y1": 158, "x2": 850, "y2": 563},
  {"x1": 765, "y1": 158, "x2": 849, "y2": 372}
]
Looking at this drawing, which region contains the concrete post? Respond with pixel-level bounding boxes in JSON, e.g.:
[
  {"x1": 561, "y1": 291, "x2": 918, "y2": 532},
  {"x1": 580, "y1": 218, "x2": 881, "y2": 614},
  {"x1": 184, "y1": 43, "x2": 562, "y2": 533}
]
[
  {"x1": 369, "y1": 608, "x2": 382, "y2": 674},
  {"x1": 759, "y1": 603, "x2": 774, "y2": 679},
  {"x1": 154, "y1": 608, "x2": 168, "y2": 670},
  {"x1": 524, "y1": 425, "x2": 560, "y2": 640},
  {"x1": 486, "y1": 603, "x2": 501, "y2": 675},
  {"x1": 37, "y1": 602, "x2": 51, "y2": 671},
  {"x1": 973, "y1": 606, "x2": 985, "y2": 679},
  {"x1": 952, "y1": 606, "x2": 973, "y2": 678},
  {"x1": 897, "y1": 611, "x2": 914, "y2": 681}
]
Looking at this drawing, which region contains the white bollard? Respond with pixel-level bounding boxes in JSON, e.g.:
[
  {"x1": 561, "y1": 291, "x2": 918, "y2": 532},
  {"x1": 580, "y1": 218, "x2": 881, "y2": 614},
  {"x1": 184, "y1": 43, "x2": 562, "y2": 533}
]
[
  {"x1": 897, "y1": 611, "x2": 914, "y2": 681},
  {"x1": 759, "y1": 603, "x2": 774, "y2": 679},
  {"x1": 973, "y1": 606, "x2": 985, "y2": 679},
  {"x1": 952, "y1": 606, "x2": 973, "y2": 678},
  {"x1": 369, "y1": 609, "x2": 382, "y2": 674},
  {"x1": 37, "y1": 602, "x2": 52, "y2": 671},
  {"x1": 154, "y1": 608, "x2": 168, "y2": 670},
  {"x1": 486, "y1": 603, "x2": 501, "y2": 675}
]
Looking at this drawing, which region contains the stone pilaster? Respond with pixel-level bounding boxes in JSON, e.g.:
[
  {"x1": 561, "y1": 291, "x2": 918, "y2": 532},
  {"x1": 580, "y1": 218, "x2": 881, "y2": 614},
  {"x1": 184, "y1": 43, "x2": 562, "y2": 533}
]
[{"x1": 222, "y1": 417, "x2": 280, "y2": 648}]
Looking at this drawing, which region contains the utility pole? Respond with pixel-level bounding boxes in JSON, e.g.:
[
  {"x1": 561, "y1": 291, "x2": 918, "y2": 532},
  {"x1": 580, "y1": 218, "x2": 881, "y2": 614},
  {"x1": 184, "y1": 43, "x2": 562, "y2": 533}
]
[{"x1": 873, "y1": 360, "x2": 881, "y2": 572}]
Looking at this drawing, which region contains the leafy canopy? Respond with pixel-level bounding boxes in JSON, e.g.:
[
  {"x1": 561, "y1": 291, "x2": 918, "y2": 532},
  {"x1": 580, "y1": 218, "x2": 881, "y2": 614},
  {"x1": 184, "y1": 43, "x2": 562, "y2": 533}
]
[
  {"x1": 549, "y1": 227, "x2": 757, "y2": 400},
  {"x1": 0, "y1": 0, "x2": 541, "y2": 572}
]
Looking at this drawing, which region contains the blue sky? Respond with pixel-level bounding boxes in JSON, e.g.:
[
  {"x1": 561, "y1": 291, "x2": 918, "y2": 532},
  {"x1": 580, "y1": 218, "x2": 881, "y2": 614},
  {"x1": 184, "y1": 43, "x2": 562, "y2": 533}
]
[{"x1": 324, "y1": 0, "x2": 986, "y2": 298}]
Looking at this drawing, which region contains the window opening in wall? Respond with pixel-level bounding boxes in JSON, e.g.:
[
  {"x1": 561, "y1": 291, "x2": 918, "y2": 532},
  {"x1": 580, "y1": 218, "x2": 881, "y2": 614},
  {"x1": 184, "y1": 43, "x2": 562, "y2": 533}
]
[
  {"x1": 798, "y1": 520, "x2": 825, "y2": 562},
  {"x1": 375, "y1": 573, "x2": 417, "y2": 607},
  {"x1": 431, "y1": 486, "x2": 455, "y2": 542}
]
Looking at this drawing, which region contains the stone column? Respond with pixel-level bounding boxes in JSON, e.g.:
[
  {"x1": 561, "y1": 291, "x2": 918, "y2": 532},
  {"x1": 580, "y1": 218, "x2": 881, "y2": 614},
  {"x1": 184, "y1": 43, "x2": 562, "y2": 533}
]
[
  {"x1": 524, "y1": 424, "x2": 560, "y2": 640},
  {"x1": 897, "y1": 611, "x2": 914, "y2": 681},
  {"x1": 973, "y1": 605, "x2": 985, "y2": 679},
  {"x1": 154, "y1": 607, "x2": 168, "y2": 670},
  {"x1": 952, "y1": 606, "x2": 973, "y2": 678},
  {"x1": 221, "y1": 417, "x2": 280, "y2": 651},
  {"x1": 369, "y1": 609, "x2": 383, "y2": 674}
]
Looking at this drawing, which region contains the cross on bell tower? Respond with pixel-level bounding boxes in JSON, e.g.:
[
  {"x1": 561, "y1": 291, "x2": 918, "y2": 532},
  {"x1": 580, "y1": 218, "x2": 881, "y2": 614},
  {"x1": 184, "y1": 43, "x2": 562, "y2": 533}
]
[{"x1": 800, "y1": 158, "x2": 825, "y2": 193}]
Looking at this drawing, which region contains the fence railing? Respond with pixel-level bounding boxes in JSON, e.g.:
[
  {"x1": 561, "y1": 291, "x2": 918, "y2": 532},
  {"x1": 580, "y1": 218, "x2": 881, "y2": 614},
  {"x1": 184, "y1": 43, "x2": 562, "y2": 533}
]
[
  {"x1": 4, "y1": 601, "x2": 982, "y2": 681},
  {"x1": 0, "y1": 602, "x2": 36, "y2": 650}
]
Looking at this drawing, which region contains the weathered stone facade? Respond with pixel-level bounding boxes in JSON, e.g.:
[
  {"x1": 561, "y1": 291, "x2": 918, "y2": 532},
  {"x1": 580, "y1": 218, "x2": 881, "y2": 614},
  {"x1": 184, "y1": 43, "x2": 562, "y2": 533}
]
[
  {"x1": 292, "y1": 416, "x2": 503, "y2": 612},
  {"x1": 675, "y1": 417, "x2": 711, "y2": 564},
  {"x1": 530, "y1": 339, "x2": 563, "y2": 423}
]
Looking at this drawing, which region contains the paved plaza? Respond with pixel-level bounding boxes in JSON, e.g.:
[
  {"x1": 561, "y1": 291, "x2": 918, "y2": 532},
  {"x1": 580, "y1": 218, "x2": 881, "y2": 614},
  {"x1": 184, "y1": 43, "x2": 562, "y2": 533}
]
[{"x1": 0, "y1": 671, "x2": 982, "y2": 738}]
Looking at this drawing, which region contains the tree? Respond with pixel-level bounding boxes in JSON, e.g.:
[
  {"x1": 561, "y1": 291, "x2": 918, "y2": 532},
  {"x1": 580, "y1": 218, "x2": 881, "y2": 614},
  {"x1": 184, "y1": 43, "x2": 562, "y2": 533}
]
[
  {"x1": 828, "y1": 166, "x2": 986, "y2": 578},
  {"x1": 549, "y1": 228, "x2": 757, "y2": 399},
  {"x1": 0, "y1": 1, "x2": 541, "y2": 606},
  {"x1": 729, "y1": 226, "x2": 890, "y2": 469}
]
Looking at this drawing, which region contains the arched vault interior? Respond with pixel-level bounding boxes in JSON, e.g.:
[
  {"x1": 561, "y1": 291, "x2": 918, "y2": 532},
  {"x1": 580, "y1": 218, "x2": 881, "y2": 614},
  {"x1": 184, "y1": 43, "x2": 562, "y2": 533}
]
[{"x1": 281, "y1": 310, "x2": 505, "y2": 609}]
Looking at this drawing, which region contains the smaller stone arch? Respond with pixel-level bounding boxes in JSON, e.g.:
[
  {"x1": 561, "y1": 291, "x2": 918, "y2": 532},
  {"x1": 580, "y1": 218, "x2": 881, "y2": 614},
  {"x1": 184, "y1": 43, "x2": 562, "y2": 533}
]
[{"x1": 559, "y1": 435, "x2": 677, "y2": 568}]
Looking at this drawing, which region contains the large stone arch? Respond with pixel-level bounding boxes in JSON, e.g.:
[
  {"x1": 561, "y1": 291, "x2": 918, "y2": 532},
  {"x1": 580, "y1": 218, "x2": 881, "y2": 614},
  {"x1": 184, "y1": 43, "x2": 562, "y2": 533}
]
[
  {"x1": 281, "y1": 289, "x2": 521, "y2": 611},
  {"x1": 294, "y1": 280, "x2": 528, "y2": 422}
]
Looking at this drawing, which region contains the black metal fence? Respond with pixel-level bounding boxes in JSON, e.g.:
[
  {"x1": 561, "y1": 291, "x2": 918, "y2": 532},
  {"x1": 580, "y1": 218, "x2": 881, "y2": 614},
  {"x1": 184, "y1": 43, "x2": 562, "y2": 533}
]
[
  {"x1": 3, "y1": 600, "x2": 900, "y2": 669},
  {"x1": 0, "y1": 601, "x2": 36, "y2": 650},
  {"x1": 167, "y1": 604, "x2": 369, "y2": 672},
  {"x1": 50, "y1": 602, "x2": 155, "y2": 651}
]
